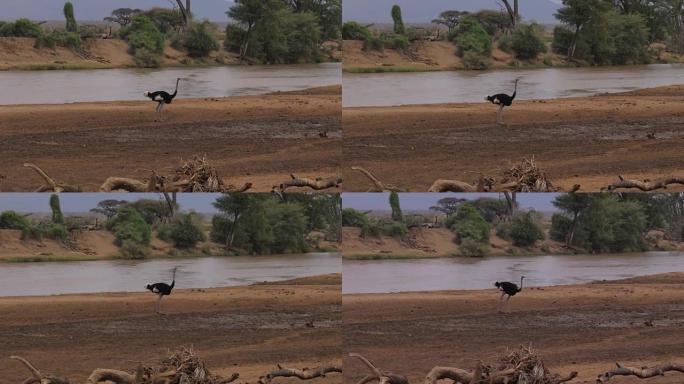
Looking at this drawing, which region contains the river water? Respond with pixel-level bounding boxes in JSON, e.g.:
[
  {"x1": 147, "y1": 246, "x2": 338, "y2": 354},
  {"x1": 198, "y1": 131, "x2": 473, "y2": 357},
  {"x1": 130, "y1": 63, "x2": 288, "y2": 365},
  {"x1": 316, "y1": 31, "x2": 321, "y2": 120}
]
[
  {"x1": 343, "y1": 251, "x2": 684, "y2": 294},
  {"x1": 343, "y1": 64, "x2": 684, "y2": 107},
  {"x1": 0, "y1": 63, "x2": 341, "y2": 105},
  {"x1": 0, "y1": 252, "x2": 340, "y2": 297}
]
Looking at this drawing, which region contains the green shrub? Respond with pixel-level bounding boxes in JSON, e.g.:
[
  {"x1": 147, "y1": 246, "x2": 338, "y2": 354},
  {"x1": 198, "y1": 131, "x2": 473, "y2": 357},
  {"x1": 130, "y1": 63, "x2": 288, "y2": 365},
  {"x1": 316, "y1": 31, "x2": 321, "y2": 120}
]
[
  {"x1": 461, "y1": 51, "x2": 490, "y2": 69},
  {"x1": 360, "y1": 222, "x2": 382, "y2": 238},
  {"x1": 342, "y1": 208, "x2": 368, "y2": 227},
  {"x1": 61, "y1": 32, "x2": 82, "y2": 50},
  {"x1": 44, "y1": 223, "x2": 68, "y2": 242},
  {"x1": 454, "y1": 17, "x2": 492, "y2": 58},
  {"x1": 107, "y1": 207, "x2": 152, "y2": 246},
  {"x1": 451, "y1": 204, "x2": 491, "y2": 245},
  {"x1": 0, "y1": 18, "x2": 43, "y2": 37},
  {"x1": 342, "y1": 21, "x2": 371, "y2": 40},
  {"x1": 363, "y1": 36, "x2": 385, "y2": 51},
  {"x1": 133, "y1": 49, "x2": 161, "y2": 67},
  {"x1": 121, "y1": 15, "x2": 164, "y2": 64},
  {"x1": 550, "y1": 213, "x2": 572, "y2": 242},
  {"x1": 34, "y1": 34, "x2": 57, "y2": 49},
  {"x1": 497, "y1": 33, "x2": 513, "y2": 53},
  {"x1": 389, "y1": 34, "x2": 410, "y2": 53},
  {"x1": 386, "y1": 222, "x2": 408, "y2": 238},
  {"x1": 21, "y1": 224, "x2": 43, "y2": 241},
  {"x1": 224, "y1": 24, "x2": 246, "y2": 53},
  {"x1": 551, "y1": 26, "x2": 573, "y2": 56},
  {"x1": 509, "y1": 211, "x2": 545, "y2": 246},
  {"x1": 210, "y1": 215, "x2": 231, "y2": 244},
  {"x1": 167, "y1": 213, "x2": 206, "y2": 249},
  {"x1": 495, "y1": 221, "x2": 512, "y2": 241},
  {"x1": 0, "y1": 211, "x2": 29, "y2": 230},
  {"x1": 511, "y1": 23, "x2": 546, "y2": 60},
  {"x1": 460, "y1": 238, "x2": 490, "y2": 257},
  {"x1": 182, "y1": 21, "x2": 219, "y2": 57}
]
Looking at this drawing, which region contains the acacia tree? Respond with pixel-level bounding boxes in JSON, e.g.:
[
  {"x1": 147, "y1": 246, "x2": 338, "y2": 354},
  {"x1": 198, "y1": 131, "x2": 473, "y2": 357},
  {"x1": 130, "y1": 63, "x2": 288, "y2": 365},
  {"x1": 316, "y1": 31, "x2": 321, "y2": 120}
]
[
  {"x1": 104, "y1": 8, "x2": 142, "y2": 27},
  {"x1": 432, "y1": 10, "x2": 470, "y2": 33}
]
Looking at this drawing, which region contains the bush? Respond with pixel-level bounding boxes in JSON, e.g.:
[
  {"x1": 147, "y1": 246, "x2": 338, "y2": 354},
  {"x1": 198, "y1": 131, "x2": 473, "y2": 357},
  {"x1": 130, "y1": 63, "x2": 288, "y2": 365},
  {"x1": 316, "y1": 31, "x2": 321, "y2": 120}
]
[
  {"x1": 121, "y1": 15, "x2": 164, "y2": 61},
  {"x1": 385, "y1": 222, "x2": 408, "y2": 238},
  {"x1": 0, "y1": 211, "x2": 29, "y2": 230},
  {"x1": 21, "y1": 224, "x2": 44, "y2": 241},
  {"x1": 44, "y1": 223, "x2": 68, "y2": 242},
  {"x1": 450, "y1": 204, "x2": 490, "y2": 245},
  {"x1": 224, "y1": 24, "x2": 246, "y2": 53},
  {"x1": 495, "y1": 221, "x2": 512, "y2": 241},
  {"x1": 182, "y1": 21, "x2": 219, "y2": 57},
  {"x1": 497, "y1": 33, "x2": 513, "y2": 53},
  {"x1": 460, "y1": 238, "x2": 490, "y2": 257},
  {"x1": 0, "y1": 18, "x2": 43, "y2": 37},
  {"x1": 34, "y1": 34, "x2": 57, "y2": 49},
  {"x1": 461, "y1": 51, "x2": 490, "y2": 69},
  {"x1": 389, "y1": 34, "x2": 410, "y2": 53},
  {"x1": 551, "y1": 26, "x2": 574, "y2": 56},
  {"x1": 210, "y1": 215, "x2": 231, "y2": 244},
  {"x1": 509, "y1": 211, "x2": 545, "y2": 246},
  {"x1": 454, "y1": 17, "x2": 492, "y2": 58},
  {"x1": 342, "y1": 208, "x2": 368, "y2": 227},
  {"x1": 61, "y1": 32, "x2": 82, "y2": 50},
  {"x1": 511, "y1": 23, "x2": 546, "y2": 60},
  {"x1": 360, "y1": 222, "x2": 382, "y2": 238},
  {"x1": 167, "y1": 213, "x2": 206, "y2": 249},
  {"x1": 363, "y1": 36, "x2": 385, "y2": 51},
  {"x1": 549, "y1": 213, "x2": 572, "y2": 242},
  {"x1": 342, "y1": 21, "x2": 371, "y2": 40},
  {"x1": 107, "y1": 208, "x2": 152, "y2": 246}
]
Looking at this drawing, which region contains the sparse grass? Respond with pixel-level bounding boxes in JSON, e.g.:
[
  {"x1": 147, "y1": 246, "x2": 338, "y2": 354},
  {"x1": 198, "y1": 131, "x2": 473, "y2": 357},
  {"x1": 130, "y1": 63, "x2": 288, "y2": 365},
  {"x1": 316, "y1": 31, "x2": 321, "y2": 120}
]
[
  {"x1": 344, "y1": 65, "x2": 442, "y2": 73},
  {"x1": 343, "y1": 252, "x2": 446, "y2": 260}
]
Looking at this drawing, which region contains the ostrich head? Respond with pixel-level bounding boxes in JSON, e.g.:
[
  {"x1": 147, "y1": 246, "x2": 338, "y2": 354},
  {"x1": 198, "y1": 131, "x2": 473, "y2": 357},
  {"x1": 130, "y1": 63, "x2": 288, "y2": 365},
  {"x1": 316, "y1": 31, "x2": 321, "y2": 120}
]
[
  {"x1": 494, "y1": 281, "x2": 501, "y2": 288},
  {"x1": 145, "y1": 284, "x2": 152, "y2": 290},
  {"x1": 143, "y1": 91, "x2": 150, "y2": 97}
]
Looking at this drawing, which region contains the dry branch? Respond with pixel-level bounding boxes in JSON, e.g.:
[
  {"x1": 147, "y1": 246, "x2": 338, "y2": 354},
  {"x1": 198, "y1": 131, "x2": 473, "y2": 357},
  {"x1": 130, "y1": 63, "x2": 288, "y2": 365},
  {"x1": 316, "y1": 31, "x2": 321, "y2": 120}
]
[
  {"x1": 423, "y1": 366, "x2": 472, "y2": 384},
  {"x1": 273, "y1": 174, "x2": 342, "y2": 192},
  {"x1": 351, "y1": 167, "x2": 408, "y2": 192},
  {"x1": 23, "y1": 163, "x2": 81, "y2": 192},
  {"x1": 349, "y1": 353, "x2": 409, "y2": 384},
  {"x1": 10, "y1": 355, "x2": 71, "y2": 384},
  {"x1": 427, "y1": 180, "x2": 478, "y2": 193},
  {"x1": 597, "y1": 362, "x2": 684, "y2": 383},
  {"x1": 258, "y1": 363, "x2": 342, "y2": 384},
  {"x1": 603, "y1": 175, "x2": 684, "y2": 192}
]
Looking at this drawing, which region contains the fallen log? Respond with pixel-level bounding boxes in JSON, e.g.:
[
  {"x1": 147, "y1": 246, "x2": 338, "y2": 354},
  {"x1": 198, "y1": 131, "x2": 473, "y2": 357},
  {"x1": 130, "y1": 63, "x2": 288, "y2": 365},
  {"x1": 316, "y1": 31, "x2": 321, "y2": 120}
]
[
  {"x1": 597, "y1": 362, "x2": 684, "y2": 383},
  {"x1": 258, "y1": 363, "x2": 342, "y2": 384},
  {"x1": 24, "y1": 163, "x2": 81, "y2": 192},
  {"x1": 427, "y1": 180, "x2": 478, "y2": 193},
  {"x1": 423, "y1": 366, "x2": 472, "y2": 384},
  {"x1": 274, "y1": 174, "x2": 343, "y2": 192},
  {"x1": 10, "y1": 355, "x2": 71, "y2": 384},
  {"x1": 604, "y1": 175, "x2": 684, "y2": 191}
]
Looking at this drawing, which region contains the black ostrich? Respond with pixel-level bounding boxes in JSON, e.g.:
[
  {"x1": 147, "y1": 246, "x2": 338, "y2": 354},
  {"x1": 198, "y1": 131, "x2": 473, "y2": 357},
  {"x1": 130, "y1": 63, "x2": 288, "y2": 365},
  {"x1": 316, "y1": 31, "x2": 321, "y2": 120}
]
[
  {"x1": 146, "y1": 266, "x2": 177, "y2": 314},
  {"x1": 494, "y1": 275, "x2": 525, "y2": 312},
  {"x1": 144, "y1": 78, "x2": 181, "y2": 116},
  {"x1": 485, "y1": 78, "x2": 519, "y2": 125}
]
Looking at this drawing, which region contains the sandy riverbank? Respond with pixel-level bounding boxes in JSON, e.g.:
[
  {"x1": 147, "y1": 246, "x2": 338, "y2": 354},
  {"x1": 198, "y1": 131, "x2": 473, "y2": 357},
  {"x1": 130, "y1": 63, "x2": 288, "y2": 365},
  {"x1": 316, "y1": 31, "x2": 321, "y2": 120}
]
[
  {"x1": 0, "y1": 274, "x2": 342, "y2": 384},
  {"x1": 0, "y1": 86, "x2": 341, "y2": 192},
  {"x1": 343, "y1": 85, "x2": 684, "y2": 192},
  {"x1": 343, "y1": 273, "x2": 684, "y2": 384}
]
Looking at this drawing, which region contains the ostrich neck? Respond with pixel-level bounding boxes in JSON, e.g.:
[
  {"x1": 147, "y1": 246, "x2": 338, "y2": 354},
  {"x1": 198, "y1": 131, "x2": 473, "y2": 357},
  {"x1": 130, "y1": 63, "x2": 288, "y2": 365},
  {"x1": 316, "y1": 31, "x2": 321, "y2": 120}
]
[
  {"x1": 512, "y1": 81, "x2": 518, "y2": 98},
  {"x1": 171, "y1": 79, "x2": 179, "y2": 97},
  {"x1": 518, "y1": 277, "x2": 524, "y2": 291}
]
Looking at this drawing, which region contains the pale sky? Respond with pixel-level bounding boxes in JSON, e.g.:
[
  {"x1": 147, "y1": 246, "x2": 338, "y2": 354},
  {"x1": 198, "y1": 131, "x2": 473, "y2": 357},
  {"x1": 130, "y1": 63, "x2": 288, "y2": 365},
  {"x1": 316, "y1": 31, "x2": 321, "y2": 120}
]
[{"x1": 342, "y1": 193, "x2": 559, "y2": 212}]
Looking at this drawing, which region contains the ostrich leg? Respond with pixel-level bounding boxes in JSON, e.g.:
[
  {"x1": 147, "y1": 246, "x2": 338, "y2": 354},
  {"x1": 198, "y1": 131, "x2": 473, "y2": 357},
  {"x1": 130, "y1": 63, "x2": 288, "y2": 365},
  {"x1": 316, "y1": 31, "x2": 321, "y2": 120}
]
[
  {"x1": 497, "y1": 292, "x2": 506, "y2": 312},
  {"x1": 497, "y1": 105, "x2": 505, "y2": 125},
  {"x1": 156, "y1": 294, "x2": 163, "y2": 313}
]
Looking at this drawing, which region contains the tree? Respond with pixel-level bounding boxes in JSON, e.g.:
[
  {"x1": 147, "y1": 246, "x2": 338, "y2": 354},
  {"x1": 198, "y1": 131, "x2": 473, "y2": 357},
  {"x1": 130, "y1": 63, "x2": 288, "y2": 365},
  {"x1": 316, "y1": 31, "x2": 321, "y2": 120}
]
[
  {"x1": 227, "y1": 0, "x2": 278, "y2": 59},
  {"x1": 174, "y1": 0, "x2": 192, "y2": 27},
  {"x1": 432, "y1": 10, "x2": 470, "y2": 33},
  {"x1": 389, "y1": 191, "x2": 403, "y2": 222},
  {"x1": 212, "y1": 193, "x2": 258, "y2": 247},
  {"x1": 104, "y1": 8, "x2": 142, "y2": 27},
  {"x1": 91, "y1": 199, "x2": 128, "y2": 220},
  {"x1": 391, "y1": 5, "x2": 405, "y2": 35},
  {"x1": 553, "y1": 193, "x2": 591, "y2": 247},
  {"x1": 430, "y1": 197, "x2": 467, "y2": 217},
  {"x1": 182, "y1": 21, "x2": 219, "y2": 57},
  {"x1": 449, "y1": 204, "x2": 491, "y2": 245},
  {"x1": 555, "y1": 0, "x2": 608, "y2": 59},
  {"x1": 509, "y1": 211, "x2": 545, "y2": 246},
  {"x1": 511, "y1": 23, "x2": 547, "y2": 59},
  {"x1": 49, "y1": 194, "x2": 65, "y2": 225},
  {"x1": 64, "y1": 2, "x2": 78, "y2": 33},
  {"x1": 167, "y1": 213, "x2": 206, "y2": 249},
  {"x1": 498, "y1": 0, "x2": 519, "y2": 28}
]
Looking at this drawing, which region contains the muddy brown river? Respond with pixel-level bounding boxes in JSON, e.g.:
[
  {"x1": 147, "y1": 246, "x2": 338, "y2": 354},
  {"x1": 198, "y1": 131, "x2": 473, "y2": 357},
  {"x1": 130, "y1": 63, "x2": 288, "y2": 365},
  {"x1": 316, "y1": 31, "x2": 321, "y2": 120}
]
[
  {"x1": 343, "y1": 64, "x2": 684, "y2": 107},
  {"x1": 0, "y1": 63, "x2": 340, "y2": 105},
  {"x1": 0, "y1": 252, "x2": 340, "y2": 297},
  {"x1": 343, "y1": 252, "x2": 684, "y2": 293}
]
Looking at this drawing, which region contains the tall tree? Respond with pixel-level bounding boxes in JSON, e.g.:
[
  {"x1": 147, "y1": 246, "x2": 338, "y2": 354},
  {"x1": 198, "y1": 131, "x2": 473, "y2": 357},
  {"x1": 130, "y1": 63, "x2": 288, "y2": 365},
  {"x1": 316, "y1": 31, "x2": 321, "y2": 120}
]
[
  {"x1": 104, "y1": 8, "x2": 142, "y2": 27},
  {"x1": 174, "y1": 0, "x2": 192, "y2": 26},
  {"x1": 389, "y1": 191, "x2": 403, "y2": 222},
  {"x1": 64, "y1": 1, "x2": 78, "y2": 33},
  {"x1": 555, "y1": 0, "x2": 608, "y2": 59},
  {"x1": 391, "y1": 4, "x2": 406, "y2": 35},
  {"x1": 498, "y1": 0, "x2": 519, "y2": 28},
  {"x1": 553, "y1": 193, "x2": 592, "y2": 247}
]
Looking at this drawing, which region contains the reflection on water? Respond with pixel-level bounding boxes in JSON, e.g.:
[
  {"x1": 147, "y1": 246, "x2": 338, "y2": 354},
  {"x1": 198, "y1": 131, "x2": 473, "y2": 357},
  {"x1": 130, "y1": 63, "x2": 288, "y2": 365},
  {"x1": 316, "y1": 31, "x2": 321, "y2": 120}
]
[
  {"x1": 0, "y1": 253, "x2": 340, "y2": 297},
  {"x1": 0, "y1": 63, "x2": 341, "y2": 105},
  {"x1": 343, "y1": 252, "x2": 684, "y2": 294},
  {"x1": 343, "y1": 64, "x2": 684, "y2": 107}
]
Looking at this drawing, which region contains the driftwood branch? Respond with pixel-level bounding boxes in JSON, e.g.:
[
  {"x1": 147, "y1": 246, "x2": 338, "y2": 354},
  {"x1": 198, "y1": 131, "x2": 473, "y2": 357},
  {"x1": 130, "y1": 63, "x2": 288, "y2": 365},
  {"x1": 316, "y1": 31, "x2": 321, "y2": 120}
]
[
  {"x1": 427, "y1": 180, "x2": 478, "y2": 193},
  {"x1": 273, "y1": 174, "x2": 342, "y2": 192},
  {"x1": 86, "y1": 368, "x2": 140, "y2": 384},
  {"x1": 604, "y1": 176, "x2": 684, "y2": 191},
  {"x1": 258, "y1": 363, "x2": 342, "y2": 384},
  {"x1": 23, "y1": 163, "x2": 81, "y2": 192},
  {"x1": 423, "y1": 366, "x2": 472, "y2": 384},
  {"x1": 10, "y1": 355, "x2": 71, "y2": 384},
  {"x1": 597, "y1": 362, "x2": 684, "y2": 383},
  {"x1": 349, "y1": 353, "x2": 409, "y2": 384},
  {"x1": 351, "y1": 167, "x2": 408, "y2": 192}
]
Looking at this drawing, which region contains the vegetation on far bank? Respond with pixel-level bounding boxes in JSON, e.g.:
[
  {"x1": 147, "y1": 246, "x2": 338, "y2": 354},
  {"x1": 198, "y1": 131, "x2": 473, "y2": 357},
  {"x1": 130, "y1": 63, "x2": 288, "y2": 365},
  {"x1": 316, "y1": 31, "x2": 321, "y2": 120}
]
[
  {"x1": 343, "y1": 193, "x2": 684, "y2": 258},
  {"x1": 0, "y1": 0, "x2": 341, "y2": 69},
  {"x1": 0, "y1": 193, "x2": 341, "y2": 262},
  {"x1": 343, "y1": 1, "x2": 684, "y2": 71}
]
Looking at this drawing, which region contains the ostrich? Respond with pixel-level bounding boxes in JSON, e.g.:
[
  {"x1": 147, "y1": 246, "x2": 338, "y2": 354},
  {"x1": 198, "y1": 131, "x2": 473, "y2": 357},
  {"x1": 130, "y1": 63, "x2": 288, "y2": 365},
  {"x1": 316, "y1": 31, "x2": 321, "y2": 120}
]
[
  {"x1": 144, "y1": 78, "x2": 181, "y2": 116},
  {"x1": 485, "y1": 78, "x2": 519, "y2": 125},
  {"x1": 146, "y1": 266, "x2": 177, "y2": 314},
  {"x1": 494, "y1": 275, "x2": 525, "y2": 312}
]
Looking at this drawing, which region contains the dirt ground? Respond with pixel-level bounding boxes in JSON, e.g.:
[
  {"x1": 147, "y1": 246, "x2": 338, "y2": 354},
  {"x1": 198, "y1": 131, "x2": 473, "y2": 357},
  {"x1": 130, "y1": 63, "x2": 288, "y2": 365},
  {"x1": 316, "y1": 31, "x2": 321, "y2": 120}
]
[
  {"x1": 343, "y1": 85, "x2": 684, "y2": 192},
  {"x1": 343, "y1": 273, "x2": 684, "y2": 384},
  {"x1": 0, "y1": 86, "x2": 341, "y2": 192},
  {"x1": 0, "y1": 274, "x2": 342, "y2": 384}
]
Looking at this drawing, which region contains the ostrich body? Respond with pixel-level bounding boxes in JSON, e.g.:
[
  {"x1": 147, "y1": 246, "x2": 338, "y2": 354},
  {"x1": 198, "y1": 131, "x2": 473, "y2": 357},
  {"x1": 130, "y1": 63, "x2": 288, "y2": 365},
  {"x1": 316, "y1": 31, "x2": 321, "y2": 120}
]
[
  {"x1": 494, "y1": 275, "x2": 524, "y2": 312},
  {"x1": 144, "y1": 78, "x2": 181, "y2": 115},
  {"x1": 485, "y1": 78, "x2": 519, "y2": 125},
  {"x1": 146, "y1": 267, "x2": 177, "y2": 314}
]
